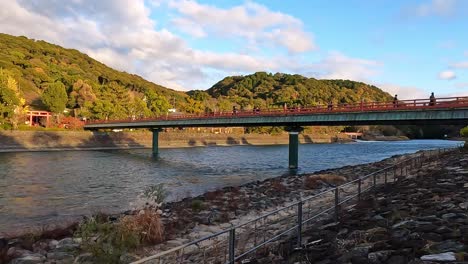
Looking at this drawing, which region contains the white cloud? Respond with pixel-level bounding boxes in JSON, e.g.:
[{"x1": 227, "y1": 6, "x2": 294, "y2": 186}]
[
  {"x1": 0, "y1": 0, "x2": 383, "y2": 91},
  {"x1": 311, "y1": 52, "x2": 381, "y2": 81},
  {"x1": 1, "y1": 0, "x2": 323, "y2": 90},
  {"x1": 438, "y1": 70, "x2": 457, "y2": 80},
  {"x1": 167, "y1": 0, "x2": 316, "y2": 53},
  {"x1": 411, "y1": 0, "x2": 458, "y2": 17},
  {"x1": 378, "y1": 83, "x2": 427, "y2": 100},
  {"x1": 464, "y1": 51, "x2": 468, "y2": 57}
]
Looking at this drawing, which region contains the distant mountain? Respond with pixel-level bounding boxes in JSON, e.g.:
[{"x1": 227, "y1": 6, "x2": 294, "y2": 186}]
[
  {"x1": 0, "y1": 33, "x2": 186, "y2": 111},
  {"x1": 205, "y1": 72, "x2": 392, "y2": 109}
]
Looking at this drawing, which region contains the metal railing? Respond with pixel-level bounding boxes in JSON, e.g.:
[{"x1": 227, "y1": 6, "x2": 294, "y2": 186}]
[
  {"x1": 88, "y1": 96, "x2": 468, "y2": 125},
  {"x1": 132, "y1": 147, "x2": 459, "y2": 264}
]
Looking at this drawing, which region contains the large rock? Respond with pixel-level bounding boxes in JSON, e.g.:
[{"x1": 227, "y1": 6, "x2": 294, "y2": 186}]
[
  {"x1": 10, "y1": 253, "x2": 46, "y2": 264},
  {"x1": 428, "y1": 240, "x2": 465, "y2": 253},
  {"x1": 420, "y1": 252, "x2": 456, "y2": 261}
]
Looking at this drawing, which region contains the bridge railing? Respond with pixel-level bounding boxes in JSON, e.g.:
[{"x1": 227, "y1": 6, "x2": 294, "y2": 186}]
[
  {"x1": 86, "y1": 96, "x2": 468, "y2": 125},
  {"x1": 131, "y1": 147, "x2": 458, "y2": 264}
]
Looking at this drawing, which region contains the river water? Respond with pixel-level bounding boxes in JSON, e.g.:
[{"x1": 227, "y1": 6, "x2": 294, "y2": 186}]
[{"x1": 0, "y1": 140, "x2": 462, "y2": 233}]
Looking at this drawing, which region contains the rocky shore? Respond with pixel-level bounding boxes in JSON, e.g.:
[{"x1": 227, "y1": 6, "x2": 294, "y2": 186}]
[
  {"x1": 1, "y1": 147, "x2": 455, "y2": 264},
  {"x1": 249, "y1": 148, "x2": 468, "y2": 263}
]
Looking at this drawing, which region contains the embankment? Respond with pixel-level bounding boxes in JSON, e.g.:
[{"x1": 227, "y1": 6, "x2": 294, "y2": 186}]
[{"x1": 0, "y1": 130, "x2": 351, "y2": 152}]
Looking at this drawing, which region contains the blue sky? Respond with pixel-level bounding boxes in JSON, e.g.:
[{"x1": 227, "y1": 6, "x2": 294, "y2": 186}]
[{"x1": 1, "y1": 0, "x2": 467, "y2": 98}]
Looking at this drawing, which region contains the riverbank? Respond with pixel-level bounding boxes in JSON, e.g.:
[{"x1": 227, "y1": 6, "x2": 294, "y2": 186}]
[
  {"x1": 1, "y1": 147, "x2": 460, "y2": 264},
  {"x1": 252, "y1": 148, "x2": 468, "y2": 263},
  {"x1": 0, "y1": 130, "x2": 351, "y2": 152}
]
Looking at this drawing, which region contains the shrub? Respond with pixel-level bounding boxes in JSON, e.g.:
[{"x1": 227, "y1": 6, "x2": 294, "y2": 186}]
[
  {"x1": 120, "y1": 210, "x2": 164, "y2": 244},
  {"x1": 191, "y1": 200, "x2": 204, "y2": 212},
  {"x1": 461, "y1": 126, "x2": 468, "y2": 137},
  {"x1": 142, "y1": 183, "x2": 168, "y2": 207},
  {"x1": 76, "y1": 216, "x2": 141, "y2": 263}
]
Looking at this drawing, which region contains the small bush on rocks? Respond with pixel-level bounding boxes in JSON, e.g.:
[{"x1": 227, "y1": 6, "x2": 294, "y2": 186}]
[
  {"x1": 143, "y1": 183, "x2": 168, "y2": 205},
  {"x1": 191, "y1": 200, "x2": 204, "y2": 212},
  {"x1": 120, "y1": 210, "x2": 164, "y2": 244},
  {"x1": 76, "y1": 216, "x2": 140, "y2": 263}
]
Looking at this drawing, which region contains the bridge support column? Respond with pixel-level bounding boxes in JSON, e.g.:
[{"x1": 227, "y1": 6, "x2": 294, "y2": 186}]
[
  {"x1": 152, "y1": 128, "x2": 163, "y2": 157},
  {"x1": 286, "y1": 126, "x2": 304, "y2": 170}
]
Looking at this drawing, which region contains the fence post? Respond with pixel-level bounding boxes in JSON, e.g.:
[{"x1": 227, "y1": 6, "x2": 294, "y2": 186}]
[
  {"x1": 229, "y1": 228, "x2": 236, "y2": 264},
  {"x1": 358, "y1": 178, "x2": 362, "y2": 200},
  {"x1": 297, "y1": 201, "x2": 303, "y2": 248},
  {"x1": 384, "y1": 170, "x2": 388, "y2": 184},
  {"x1": 334, "y1": 188, "x2": 339, "y2": 221}
]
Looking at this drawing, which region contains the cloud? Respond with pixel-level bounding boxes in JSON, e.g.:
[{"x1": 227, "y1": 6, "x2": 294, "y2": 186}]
[
  {"x1": 310, "y1": 52, "x2": 381, "y2": 81},
  {"x1": 167, "y1": 0, "x2": 316, "y2": 53},
  {"x1": 378, "y1": 83, "x2": 427, "y2": 99},
  {"x1": 438, "y1": 70, "x2": 457, "y2": 80},
  {"x1": 0, "y1": 0, "x2": 382, "y2": 91},
  {"x1": 406, "y1": 0, "x2": 458, "y2": 17}
]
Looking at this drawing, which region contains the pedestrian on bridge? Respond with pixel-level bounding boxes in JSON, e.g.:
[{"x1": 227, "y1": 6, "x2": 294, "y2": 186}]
[
  {"x1": 327, "y1": 100, "x2": 333, "y2": 111},
  {"x1": 393, "y1": 94, "x2": 398, "y2": 107},
  {"x1": 429, "y1": 92, "x2": 436, "y2": 106}
]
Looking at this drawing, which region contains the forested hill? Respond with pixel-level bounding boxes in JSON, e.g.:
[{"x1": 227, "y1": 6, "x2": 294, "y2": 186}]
[
  {"x1": 206, "y1": 72, "x2": 392, "y2": 108},
  {"x1": 0, "y1": 33, "x2": 186, "y2": 116},
  {"x1": 1, "y1": 33, "x2": 392, "y2": 127}
]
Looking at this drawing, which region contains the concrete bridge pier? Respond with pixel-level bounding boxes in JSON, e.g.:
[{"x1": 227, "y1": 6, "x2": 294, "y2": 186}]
[
  {"x1": 152, "y1": 128, "x2": 163, "y2": 157},
  {"x1": 286, "y1": 126, "x2": 304, "y2": 170}
]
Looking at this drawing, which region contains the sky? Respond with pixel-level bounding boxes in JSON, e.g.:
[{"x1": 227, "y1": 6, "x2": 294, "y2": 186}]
[{"x1": 0, "y1": 0, "x2": 468, "y2": 99}]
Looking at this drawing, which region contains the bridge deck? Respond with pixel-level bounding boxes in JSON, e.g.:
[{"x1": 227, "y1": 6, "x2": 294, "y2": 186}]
[{"x1": 84, "y1": 96, "x2": 468, "y2": 129}]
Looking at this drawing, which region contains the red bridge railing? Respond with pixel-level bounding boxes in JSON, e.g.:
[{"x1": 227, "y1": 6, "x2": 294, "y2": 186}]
[{"x1": 86, "y1": 96, "x2": 468, "y2": 125}]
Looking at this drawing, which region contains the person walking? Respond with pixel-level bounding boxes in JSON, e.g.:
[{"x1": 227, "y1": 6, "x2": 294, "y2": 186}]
[
  {"x1": 429, "y1": 92, "x2": 436, "y2": 106},
  {"x1": 393, "y1": 94, "x2": 398, "y2": 107}
]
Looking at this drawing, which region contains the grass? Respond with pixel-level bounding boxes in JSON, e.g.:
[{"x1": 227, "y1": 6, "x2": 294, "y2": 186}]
[
  {"x1": 303, "y1": 174, "x2": 347, "y2": 189},
  {"x1": 191, "y1": 200, "x2": 204, "y2": 212},
  {"x1": 76, "y1": 209, "x2": 164, "y2": 263}
]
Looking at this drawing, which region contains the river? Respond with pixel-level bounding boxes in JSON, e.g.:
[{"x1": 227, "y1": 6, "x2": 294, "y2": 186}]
[{"x1": 0, "y1": 139, "x2": 462, "y2": 233}]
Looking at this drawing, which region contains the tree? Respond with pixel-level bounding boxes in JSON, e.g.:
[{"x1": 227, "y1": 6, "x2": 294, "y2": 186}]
[
  {"x1": 69, "y1": 79, "x2": 96, "y2": 109},
  {"x1": 188, "y1": 90, "x2": 210, "y2": 101},
  {"x1": 0, "y1": 69, "x2": 26, "y2": 129},
  {"x1": 184, "y1": 97, "x2": 204, "y2": 114},
  {"x1": 42, "y1": 81, "x2": 68, "y2": 114},
  {"x1": 129, "y1": 96, "x2": 151, "y2": 119},
  {"x1": 145, "y1": 90, "x2": 171, "y2": 116}
]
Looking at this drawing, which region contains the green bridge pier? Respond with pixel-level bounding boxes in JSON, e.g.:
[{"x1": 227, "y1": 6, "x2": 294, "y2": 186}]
[
  {"x1": 286, "y1": 126, "x2": 304, "y2": 170},
  {"x1": 152, "y1": 128, "x2": 163, "y2": 157}
]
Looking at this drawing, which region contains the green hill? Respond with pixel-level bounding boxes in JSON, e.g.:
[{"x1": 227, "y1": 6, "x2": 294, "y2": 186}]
[
  {"x1": 0, "y1": 33, "x2": 186, "y2": 120},
  {"x1": 205, "y1": 72, "x2": 392, "y2": 109},
  {"x1": 0, "y1": 33, "x2": 393, "y2": 129}
]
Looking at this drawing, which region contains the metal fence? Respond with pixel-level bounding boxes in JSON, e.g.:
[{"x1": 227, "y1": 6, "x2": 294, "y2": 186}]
[{"x1": 132, "y1": 147, "x2": 459, "y2": 264}]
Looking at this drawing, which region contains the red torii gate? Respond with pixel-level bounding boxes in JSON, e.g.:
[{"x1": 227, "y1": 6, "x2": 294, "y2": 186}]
[{"x1": 27, "y1": 111, "x2": 52, "y2": 127}]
